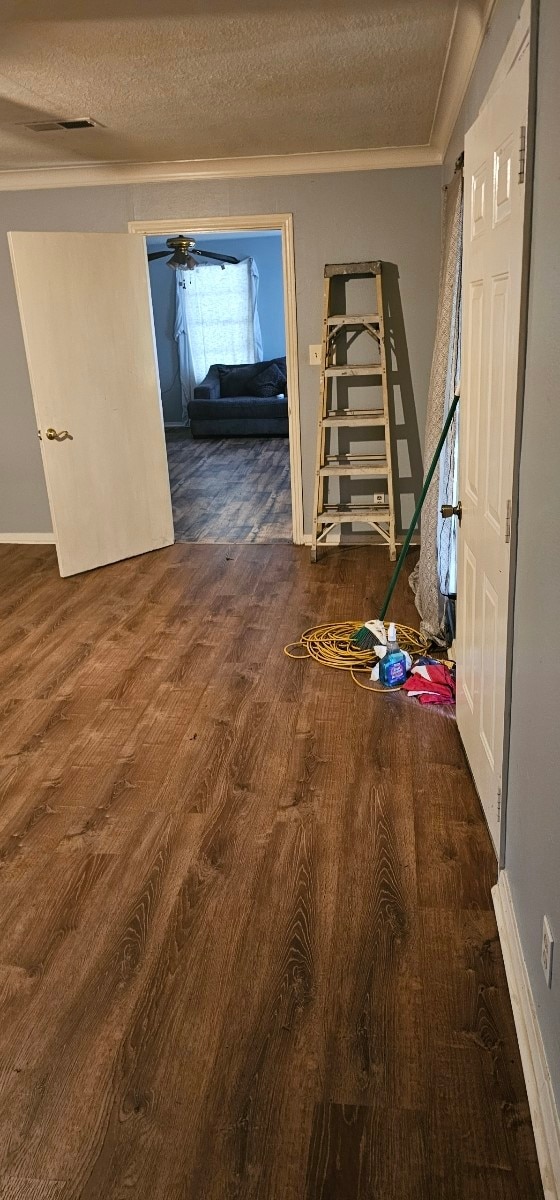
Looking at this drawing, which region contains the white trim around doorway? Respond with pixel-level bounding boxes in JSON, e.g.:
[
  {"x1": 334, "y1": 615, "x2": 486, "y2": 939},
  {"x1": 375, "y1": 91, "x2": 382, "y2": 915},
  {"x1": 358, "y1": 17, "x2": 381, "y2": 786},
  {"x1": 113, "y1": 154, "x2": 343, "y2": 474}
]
[{"x1": 128, "y1": 213, "x2": 304, "y2": 545}]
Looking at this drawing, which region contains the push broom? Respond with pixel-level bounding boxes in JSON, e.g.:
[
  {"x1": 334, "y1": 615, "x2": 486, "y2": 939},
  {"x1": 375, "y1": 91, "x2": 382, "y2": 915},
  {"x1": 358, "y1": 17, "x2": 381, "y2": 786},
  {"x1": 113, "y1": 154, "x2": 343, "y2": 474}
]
[{"x1": 352, "y1": 388, "x2": 460, "y2": 649}]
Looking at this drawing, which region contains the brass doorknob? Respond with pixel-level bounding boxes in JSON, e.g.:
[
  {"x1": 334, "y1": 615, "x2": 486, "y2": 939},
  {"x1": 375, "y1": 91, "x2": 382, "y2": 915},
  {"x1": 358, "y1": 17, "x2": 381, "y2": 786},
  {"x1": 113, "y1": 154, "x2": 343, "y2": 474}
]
[
  {"x1": 441, "y1": 501, "x2": 462, "y2": 523},
  {"x1": 45, "y1": 427, "x2": 72, "y2": 441}
]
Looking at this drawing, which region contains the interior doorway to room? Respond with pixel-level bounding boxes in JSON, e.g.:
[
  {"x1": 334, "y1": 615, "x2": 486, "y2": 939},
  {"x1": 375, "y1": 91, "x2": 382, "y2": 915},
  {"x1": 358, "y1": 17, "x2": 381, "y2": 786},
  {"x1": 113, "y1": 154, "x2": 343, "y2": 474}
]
[{"x1": 145, "y1": 225, "x2": 296, "y2": 545}]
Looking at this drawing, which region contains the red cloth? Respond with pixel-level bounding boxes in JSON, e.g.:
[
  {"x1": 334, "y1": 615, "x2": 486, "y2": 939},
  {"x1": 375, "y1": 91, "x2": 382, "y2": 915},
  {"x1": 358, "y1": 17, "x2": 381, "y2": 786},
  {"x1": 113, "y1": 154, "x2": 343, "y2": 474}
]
[{"x1": 402, "y1": 662, "x2": 455, "y2": 705}]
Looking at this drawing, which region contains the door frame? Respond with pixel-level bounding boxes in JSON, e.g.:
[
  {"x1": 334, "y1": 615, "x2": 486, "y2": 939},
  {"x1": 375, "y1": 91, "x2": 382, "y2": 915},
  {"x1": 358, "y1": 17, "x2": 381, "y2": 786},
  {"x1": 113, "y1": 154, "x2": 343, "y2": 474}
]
[{"x1": 129, "y1": 213, "x2": 304, "y2": 545}]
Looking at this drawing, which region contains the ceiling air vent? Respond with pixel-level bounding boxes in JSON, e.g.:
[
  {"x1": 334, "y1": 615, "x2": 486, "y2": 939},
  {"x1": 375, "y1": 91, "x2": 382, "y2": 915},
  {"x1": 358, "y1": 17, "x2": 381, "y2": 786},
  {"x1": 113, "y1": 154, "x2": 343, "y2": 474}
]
[
  {"x1": 59, "y1": 118, "x2": 97, "y2": 130},
  {"x1": 24, "y1": 118, "x2": 100, "y2": 132}
]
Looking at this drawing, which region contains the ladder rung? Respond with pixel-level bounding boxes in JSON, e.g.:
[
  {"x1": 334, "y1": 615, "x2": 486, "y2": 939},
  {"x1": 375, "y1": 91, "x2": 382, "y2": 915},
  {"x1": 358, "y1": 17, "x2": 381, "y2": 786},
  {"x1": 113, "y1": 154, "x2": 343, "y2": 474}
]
[
  {"x1": 322, "y1": 409, "x2": 386, "y2": 427},
  {"x1": 320, "y1": 460, "x2": 389, "y2": 477},
  {"x1": 324, "y1": 364, "x2": 384, "y2": 377},
  {"x1": 325, "y1": 453, "x2": 385, "y2": 461},
  {"x1": 317, "y1": 506, "x2": 391, "y2": 524},
  {"x1": 326, "y1": 314, "x2": 380, "y2": 325},
  {"x1": 325, "y1": 261, "x2": 381, "y2": 278}
]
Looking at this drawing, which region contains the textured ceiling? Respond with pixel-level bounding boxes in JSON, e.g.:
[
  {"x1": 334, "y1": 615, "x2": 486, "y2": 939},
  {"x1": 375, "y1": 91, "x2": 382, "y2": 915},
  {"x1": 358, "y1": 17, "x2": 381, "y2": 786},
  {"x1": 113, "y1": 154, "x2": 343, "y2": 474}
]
[{"x1": 0, "y1": 1, "x2": 478, "y2": 172}]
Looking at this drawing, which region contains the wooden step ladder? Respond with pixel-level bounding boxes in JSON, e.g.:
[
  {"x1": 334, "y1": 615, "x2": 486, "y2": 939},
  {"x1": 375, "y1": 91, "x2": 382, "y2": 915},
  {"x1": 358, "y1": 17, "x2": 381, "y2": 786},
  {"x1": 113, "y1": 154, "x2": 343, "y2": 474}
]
[{"x1": 311, "y1": 261, "x2": 396, "y2": 562}]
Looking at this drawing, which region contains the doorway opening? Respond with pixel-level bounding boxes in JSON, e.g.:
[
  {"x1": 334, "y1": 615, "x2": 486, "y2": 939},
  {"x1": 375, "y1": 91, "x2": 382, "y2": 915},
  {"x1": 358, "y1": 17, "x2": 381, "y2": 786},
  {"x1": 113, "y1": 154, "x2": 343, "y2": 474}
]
[{"x1": 132, "y1": 216, "x2": 303, "y2": 546}]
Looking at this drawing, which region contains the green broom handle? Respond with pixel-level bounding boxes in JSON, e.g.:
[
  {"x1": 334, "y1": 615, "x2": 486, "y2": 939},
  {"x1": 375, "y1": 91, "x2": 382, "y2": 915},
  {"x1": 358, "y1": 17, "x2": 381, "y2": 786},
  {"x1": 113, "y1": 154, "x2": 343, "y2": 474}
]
[{"x1": 379, "y1": 390, "x2": 460, "y2": 621}]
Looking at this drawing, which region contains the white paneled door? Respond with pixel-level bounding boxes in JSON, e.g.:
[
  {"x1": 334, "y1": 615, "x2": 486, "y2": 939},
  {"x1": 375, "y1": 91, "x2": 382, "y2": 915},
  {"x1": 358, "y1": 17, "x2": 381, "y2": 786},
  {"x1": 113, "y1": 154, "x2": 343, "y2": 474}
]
[
  {"x1": 9, "y1": 232, "x2": 174, "y2": 577},
  {"x1": 456, "y1": 28, "x2": 529, "y2": 853}
]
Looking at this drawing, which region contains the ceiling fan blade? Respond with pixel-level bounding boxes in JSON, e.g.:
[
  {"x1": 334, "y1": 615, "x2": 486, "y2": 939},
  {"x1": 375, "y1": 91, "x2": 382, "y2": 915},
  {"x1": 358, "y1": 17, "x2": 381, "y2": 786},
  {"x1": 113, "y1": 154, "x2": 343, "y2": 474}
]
[
  {"x1": 147, "y1": 250, "x2": 171, "y2": 261},
  {"x1": 191, "y1": 247, "x2": 240, "y2": 264}
]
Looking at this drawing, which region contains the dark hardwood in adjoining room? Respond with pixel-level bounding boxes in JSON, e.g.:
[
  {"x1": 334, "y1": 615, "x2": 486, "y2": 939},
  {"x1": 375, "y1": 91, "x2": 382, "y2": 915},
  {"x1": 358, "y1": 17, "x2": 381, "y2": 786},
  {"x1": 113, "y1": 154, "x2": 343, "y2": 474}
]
[
  {"x1": 166, "y1": 433, "x2": 292, "y2": 543},
  {"x1": 0, "y1": 541, "x2": 543, "y2": 1199}
]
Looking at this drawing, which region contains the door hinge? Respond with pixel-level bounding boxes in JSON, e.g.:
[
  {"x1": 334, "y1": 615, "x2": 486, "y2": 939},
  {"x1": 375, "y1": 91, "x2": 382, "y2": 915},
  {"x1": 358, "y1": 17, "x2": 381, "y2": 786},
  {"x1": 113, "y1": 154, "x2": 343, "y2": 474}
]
[
  {"x1": 497, "y1": 787, "x2": 502, "y2": 822},
  {"x1": 518, "y1": 125, "x2": 526, "y2": 184},
  {"x1": 505, "y1": 499, "x2": 512, "y2": 544}
]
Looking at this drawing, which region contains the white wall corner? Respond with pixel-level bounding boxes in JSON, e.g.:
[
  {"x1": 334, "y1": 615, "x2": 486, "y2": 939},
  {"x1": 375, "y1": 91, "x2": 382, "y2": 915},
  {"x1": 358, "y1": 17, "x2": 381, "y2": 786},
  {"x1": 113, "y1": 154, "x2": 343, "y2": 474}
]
[
  {"x1": 430, "y1": 0, "x2": 498, "y2": 159},
  {"x1": 492, "y1": 871, "x2": 560, "y2": 1200}
]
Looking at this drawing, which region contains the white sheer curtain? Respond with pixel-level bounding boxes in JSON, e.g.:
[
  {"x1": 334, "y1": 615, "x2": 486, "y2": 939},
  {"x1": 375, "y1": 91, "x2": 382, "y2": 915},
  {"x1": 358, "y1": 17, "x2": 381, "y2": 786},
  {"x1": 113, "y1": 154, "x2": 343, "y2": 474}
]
[
  {"x1": 174, "y1": 258, "x2": 263, "y2": 424},
  {"x1": 409, "y1": 169, "x2": 463, "y2": 642}
]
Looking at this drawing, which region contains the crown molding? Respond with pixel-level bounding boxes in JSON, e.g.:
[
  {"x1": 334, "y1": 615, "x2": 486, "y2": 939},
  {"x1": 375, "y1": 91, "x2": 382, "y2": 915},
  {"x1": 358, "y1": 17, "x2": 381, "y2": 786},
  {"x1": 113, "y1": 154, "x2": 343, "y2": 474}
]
[
  {"x1": 430, "y1": 0, "x2": 498, "y2": 157},
  {"x1": 0, "y1": 143, "x2": 441, "y2": 193}
]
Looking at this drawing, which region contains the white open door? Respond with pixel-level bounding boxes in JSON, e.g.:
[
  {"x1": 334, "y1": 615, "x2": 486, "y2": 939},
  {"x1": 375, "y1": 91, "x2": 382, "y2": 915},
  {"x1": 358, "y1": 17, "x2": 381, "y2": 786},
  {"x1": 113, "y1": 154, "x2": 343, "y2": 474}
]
[
  {"x1": 456, "y1": 21, "x2": 529, "y2": 852},
  {"x1": 9, "y1": 232, "x2": 174, "y2": 577}
]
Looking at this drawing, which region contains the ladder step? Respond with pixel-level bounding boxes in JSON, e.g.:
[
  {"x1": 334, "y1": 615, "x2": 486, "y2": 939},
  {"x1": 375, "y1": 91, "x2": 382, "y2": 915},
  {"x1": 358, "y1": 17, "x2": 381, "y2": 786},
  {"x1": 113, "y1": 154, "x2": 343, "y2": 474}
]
[
  {"x1": 325, "y1": 261, "x2": 381, "y2": 277},
  {"x1": 323, "y1": 409, "x2": 386, "y2": 427},
  {"x1": 320, "y1": 459, "x2": 389, "y2": 477},
  {"x1": 326, "y1": 313, "x2": 380, "y2": 325},
  {"x1": 324, "y1": 363, "x2": 384, "y2": 377},
  {"x1": 317, "y1": 505, "x2": 391, "y2": 524}
]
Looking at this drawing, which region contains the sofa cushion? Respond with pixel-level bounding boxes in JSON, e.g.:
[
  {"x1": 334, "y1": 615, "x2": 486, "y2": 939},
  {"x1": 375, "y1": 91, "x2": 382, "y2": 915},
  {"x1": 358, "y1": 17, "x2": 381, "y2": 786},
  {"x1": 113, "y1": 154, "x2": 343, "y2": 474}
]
[
  {"x1": 248, "y1": 362, "x2": 286, "y2": 397},
  {"x1": 189, "y1": 393, "x2": 288, "y2": 422},
  {"x1": 216, "y1": 357, "x2": 287, "y2": 398},
  {"x1": 218, "y1": 363, "x2": 262, "y2": 398}
]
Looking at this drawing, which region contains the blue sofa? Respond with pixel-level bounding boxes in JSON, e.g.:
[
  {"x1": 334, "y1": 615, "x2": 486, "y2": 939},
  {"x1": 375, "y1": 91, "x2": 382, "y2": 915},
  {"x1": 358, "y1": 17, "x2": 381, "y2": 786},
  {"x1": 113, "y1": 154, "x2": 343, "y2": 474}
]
[{"x1": 190, "y1": 358, "x2": 288, "y2": 437}]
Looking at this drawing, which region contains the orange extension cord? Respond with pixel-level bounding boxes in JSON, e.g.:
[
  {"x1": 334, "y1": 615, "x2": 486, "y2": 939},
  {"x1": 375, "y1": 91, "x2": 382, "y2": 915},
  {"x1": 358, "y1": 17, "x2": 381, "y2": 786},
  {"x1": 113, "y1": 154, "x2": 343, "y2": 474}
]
[{"x1": 284, "y1": 621, "x2": 429, "y2": 692}]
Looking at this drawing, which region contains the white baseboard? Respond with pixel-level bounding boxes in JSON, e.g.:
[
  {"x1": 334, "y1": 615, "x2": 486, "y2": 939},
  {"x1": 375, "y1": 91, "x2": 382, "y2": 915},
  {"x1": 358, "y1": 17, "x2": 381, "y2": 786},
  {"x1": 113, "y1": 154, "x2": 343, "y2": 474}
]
[
  {"x1": 492, "y1": 871, "x2": 560, "y2": 1199},
  {"x1": 0, "y1": 532, "x2": 55, "y2": 544}
]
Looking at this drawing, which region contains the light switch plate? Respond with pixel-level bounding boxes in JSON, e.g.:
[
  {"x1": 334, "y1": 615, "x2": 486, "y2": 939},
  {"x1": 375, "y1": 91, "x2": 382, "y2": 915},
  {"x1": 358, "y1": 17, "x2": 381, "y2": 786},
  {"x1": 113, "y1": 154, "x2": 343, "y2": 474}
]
[{"x1": 309, "y1": 344, "x2": 321, "y2": 366}]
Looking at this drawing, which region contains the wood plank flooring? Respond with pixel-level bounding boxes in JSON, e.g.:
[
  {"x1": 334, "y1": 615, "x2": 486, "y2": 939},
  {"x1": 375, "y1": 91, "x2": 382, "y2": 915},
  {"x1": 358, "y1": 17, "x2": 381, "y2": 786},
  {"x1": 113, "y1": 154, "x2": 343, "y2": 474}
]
[
  {"x1": 166, "y1": 433, "x2": 292, "y2": 543},
  {"x1": 0, "y1": 542, "x2": 543, "y2": 1200}
]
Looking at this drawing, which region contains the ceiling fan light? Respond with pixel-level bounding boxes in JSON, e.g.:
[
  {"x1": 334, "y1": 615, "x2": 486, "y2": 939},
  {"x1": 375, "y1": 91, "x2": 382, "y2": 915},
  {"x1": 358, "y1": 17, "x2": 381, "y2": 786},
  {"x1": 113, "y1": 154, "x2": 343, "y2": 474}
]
[
  {"x1": 166, "y1": 252, "x2": 183, "y2": 270},
  {"x1": 166, "y1": 249, "x2": 195, "y2": 271}
]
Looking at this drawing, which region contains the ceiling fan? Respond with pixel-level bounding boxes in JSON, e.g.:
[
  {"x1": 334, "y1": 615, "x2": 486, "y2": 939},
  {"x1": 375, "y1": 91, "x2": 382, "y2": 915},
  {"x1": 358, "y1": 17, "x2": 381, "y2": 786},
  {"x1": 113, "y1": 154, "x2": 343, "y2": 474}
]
[{"x1": 147, "y1": 234, "x2": 240, "y2": 271}]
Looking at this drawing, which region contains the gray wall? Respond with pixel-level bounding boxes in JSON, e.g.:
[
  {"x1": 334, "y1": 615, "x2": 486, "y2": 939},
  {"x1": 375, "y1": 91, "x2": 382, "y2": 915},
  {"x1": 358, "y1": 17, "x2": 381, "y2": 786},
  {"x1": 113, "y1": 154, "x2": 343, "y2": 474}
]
[
  {"x1": 0, "y1": 168, "x2": 441, "y2": 535},
  {"x1": 504, "y1": 0, "x2": 560, "y2": 1109}
]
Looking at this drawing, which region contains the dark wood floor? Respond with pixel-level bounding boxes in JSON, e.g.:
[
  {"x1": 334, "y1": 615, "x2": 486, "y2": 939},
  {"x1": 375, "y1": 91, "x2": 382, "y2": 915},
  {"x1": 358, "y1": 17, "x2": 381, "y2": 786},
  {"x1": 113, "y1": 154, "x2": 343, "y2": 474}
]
[
  {"x1": 166, "y1": 434, "x2": 292, "y2": 543},
  {"x1": 0, "y1": 542, "x2": 543, "y2": 1200}
]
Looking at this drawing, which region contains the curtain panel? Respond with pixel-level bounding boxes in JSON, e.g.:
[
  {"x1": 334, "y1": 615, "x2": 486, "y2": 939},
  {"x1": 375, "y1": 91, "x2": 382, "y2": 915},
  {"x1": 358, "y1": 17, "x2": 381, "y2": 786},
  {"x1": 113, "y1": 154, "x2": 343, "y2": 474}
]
[
  {"x1": 175, "y1": 258, "x2": 263, "y2": 424},
  {"x1": 410, "y1": 170, "x2": 463, "y2": 642}
]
